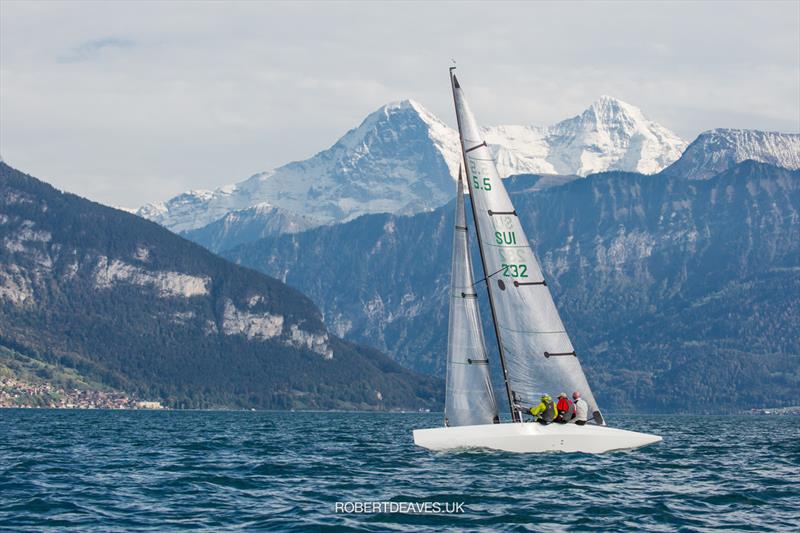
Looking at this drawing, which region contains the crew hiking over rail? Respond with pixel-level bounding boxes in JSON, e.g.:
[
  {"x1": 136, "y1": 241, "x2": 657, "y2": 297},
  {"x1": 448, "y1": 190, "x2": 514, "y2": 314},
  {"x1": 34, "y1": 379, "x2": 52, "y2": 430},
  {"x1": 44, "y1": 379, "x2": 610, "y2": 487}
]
[{"x1": 527, "y1": 391, "x2": 588, "y2": 425}]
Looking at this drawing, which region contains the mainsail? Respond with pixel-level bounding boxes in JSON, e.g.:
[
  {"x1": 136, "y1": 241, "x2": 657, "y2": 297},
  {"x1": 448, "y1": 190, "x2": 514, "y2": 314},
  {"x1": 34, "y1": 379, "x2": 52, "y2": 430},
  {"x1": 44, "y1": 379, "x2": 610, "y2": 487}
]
[
  {"x1": 450, "y1": 71, "x2": 605, "y2": 425},
  {"x1": 444, "y1": 170, "x2": 499, "y2": 427}
]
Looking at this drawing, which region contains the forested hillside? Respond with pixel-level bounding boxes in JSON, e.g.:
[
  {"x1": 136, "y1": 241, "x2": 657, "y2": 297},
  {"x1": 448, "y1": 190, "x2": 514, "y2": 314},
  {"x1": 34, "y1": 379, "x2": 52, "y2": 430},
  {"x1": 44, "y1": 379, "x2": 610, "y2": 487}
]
[{"x1": 0, "y1": 163, "x2": 440, "y2": 410}]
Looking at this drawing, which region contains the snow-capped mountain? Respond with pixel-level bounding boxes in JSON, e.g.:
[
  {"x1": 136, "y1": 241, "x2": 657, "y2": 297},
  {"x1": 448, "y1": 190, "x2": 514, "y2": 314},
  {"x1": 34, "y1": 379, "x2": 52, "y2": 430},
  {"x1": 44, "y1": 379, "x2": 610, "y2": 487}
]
[
  {"x1": 140, "y1": 100, "x2": 461, "y2": 233},
  {"x1": 484, "y1": 96, "x2": 687, "y2": 177},
  {"x1": 662, "y1": 129, "x2": 800, "y2": 180},
  {"x1": 138, "y1": 97, "x2": 688, "y2": 234}
]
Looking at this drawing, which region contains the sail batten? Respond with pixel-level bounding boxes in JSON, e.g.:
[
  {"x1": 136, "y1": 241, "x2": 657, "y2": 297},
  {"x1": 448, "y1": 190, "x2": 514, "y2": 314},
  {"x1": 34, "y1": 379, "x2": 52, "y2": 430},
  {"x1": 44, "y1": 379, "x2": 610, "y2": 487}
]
[
  {"x1": 450, "y1": 71, "x2": 605, "y2": 425},
  {"x1": 443, "y1": 170, "x2": 499, "y2": 427}
]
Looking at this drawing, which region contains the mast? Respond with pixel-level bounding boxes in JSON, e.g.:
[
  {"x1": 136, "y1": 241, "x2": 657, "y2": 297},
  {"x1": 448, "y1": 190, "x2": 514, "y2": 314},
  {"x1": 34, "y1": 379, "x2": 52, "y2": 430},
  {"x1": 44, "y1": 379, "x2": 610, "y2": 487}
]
[{"x1": 449, "y1": 67, "x2": 519, "y2": 423}]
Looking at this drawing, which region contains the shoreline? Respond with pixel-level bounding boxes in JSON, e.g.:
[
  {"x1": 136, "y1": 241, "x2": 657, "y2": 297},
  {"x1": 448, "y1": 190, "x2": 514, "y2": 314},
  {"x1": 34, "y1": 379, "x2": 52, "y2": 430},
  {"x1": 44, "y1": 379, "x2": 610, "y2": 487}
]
[{"x1": 3, "y1": 406, "x2": 798, "y2": 416}]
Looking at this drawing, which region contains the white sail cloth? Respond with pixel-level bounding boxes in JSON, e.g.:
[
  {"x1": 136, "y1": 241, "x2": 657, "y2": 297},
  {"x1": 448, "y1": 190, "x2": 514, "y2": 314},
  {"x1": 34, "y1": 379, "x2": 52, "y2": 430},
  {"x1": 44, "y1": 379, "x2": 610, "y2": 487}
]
[
  {"x1": 451, "y1": 72, "x2": 604, "y2": 424},
  {"x1": 444, "y1": 173, "x2": 499, "y2": 427}
]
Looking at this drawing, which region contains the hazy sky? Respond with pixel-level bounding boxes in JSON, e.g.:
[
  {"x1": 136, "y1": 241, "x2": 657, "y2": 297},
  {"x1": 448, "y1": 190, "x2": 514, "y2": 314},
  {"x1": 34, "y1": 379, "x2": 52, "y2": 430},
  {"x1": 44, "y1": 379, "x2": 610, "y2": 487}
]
[{"x1": 1, "y1": 1, "x2": 798, "y2": 208}]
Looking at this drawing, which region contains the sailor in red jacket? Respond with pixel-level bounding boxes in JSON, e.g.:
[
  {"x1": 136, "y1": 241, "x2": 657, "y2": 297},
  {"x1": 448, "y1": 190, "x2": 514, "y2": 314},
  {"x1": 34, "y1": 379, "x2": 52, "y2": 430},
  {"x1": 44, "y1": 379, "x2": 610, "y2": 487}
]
[{"x1": 555, "y1": 392, "x2": 575, "y2": 423}]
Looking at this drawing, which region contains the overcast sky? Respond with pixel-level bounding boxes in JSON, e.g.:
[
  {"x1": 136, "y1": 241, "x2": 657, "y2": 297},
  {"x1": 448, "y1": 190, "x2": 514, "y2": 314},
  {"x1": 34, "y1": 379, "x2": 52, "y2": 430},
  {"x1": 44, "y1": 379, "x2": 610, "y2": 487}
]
[{"x1": 1, "y1": 1, "x2": 798, "y2": 208}]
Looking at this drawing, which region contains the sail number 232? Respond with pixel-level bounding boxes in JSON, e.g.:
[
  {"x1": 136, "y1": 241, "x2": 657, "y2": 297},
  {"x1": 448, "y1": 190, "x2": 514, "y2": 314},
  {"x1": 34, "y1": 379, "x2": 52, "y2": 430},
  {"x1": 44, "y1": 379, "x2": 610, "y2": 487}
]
[{"x1": 501, "y1": 264, "x2": 528, "y2": 278}]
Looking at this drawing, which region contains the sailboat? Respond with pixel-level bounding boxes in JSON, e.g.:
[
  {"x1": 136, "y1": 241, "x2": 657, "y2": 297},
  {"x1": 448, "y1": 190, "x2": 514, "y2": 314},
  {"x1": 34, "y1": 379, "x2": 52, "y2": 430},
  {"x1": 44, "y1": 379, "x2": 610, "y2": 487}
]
[{"x1": 413, "y1": 69, "x2": 662, "y2": 453}]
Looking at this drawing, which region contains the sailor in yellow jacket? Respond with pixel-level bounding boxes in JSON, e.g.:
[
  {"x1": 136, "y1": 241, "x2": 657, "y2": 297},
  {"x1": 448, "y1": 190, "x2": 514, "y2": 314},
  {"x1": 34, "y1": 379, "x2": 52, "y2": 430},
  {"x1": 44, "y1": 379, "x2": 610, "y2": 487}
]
[{"x1": 529, "y1": 395, "x2": 557, "y2": 424}]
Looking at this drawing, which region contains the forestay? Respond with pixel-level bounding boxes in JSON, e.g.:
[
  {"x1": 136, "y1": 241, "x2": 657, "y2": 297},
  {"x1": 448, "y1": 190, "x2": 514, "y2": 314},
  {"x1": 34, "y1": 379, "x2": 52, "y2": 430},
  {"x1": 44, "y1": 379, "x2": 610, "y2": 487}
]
[
  {"x1": 444, "y1": 171, "x2": 499, "y2": 427},
  {"x1": 450, "y1": 72, "x2": 605, "y2": 425}
]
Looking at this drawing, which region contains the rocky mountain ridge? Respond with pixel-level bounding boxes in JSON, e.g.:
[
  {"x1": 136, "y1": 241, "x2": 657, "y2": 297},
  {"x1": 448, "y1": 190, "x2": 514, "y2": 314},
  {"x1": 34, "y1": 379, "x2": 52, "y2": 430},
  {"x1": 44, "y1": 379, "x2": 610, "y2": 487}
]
[
  {"x1": 662, "y1": 128, "x2": 800, "y2": 180},
  {"x1": 223, "y1": 161, "x2": 800, "y2": 413}
]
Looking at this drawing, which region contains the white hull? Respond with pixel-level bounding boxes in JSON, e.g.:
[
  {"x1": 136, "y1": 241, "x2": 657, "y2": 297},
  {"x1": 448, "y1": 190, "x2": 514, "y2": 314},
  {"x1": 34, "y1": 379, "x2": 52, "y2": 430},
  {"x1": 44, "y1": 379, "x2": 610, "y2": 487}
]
[{"x1": 413, "y1": 422, "x2": 662, "y2": 454}]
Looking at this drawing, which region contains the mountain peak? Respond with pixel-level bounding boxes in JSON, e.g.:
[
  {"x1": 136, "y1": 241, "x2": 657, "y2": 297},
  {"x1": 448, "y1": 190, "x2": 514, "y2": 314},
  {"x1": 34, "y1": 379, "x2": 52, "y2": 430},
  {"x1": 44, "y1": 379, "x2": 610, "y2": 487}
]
[
  {"x1": 363, "y1": 99, "x2": 432, "y2": 124},
  {"x1": 663, "y1": 128, "x2": 800, "y2": 179},
  {"x1": 381, "y1": 98, "x2": 424, "y2": 112},
  {"x1": 589, "y1": 95, "x2": 644, "y2": 117},
  {"x1": 577, "y1": 95, "x2": 648, "y2": 129},
  {"x1": 594, "y1": 94, "x2": 632, "y2": 106},
  {"x1": 531, "y1": 96, "x2": 687, "y2": 175},
  {"x1": 140, "y1": 96, "x2": 687, "y2": 233},
  {"x1": 372, "y1": 99, "x2": 447, "y2": 131},
  {"x1": 345, "y1": 99, "x2": 440, "y2": 137}
]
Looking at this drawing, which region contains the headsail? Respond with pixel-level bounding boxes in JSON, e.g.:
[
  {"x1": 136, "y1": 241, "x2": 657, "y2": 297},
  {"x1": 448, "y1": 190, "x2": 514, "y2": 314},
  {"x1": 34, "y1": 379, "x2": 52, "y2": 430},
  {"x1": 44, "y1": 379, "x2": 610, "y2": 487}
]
[
  {"x1": 444, "y1": 170, "x2": 499, "y2": 427},
  {"x1": 450, "y1": 71, "x2": 605, "y2": 425}
]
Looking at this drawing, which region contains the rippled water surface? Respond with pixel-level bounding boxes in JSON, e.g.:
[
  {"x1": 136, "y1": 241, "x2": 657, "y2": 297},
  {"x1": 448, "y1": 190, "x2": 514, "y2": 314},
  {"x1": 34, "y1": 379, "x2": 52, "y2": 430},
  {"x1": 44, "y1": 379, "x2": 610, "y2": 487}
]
[{"x1": 1, "y1": 410, "x2": 798, "y2": 531}]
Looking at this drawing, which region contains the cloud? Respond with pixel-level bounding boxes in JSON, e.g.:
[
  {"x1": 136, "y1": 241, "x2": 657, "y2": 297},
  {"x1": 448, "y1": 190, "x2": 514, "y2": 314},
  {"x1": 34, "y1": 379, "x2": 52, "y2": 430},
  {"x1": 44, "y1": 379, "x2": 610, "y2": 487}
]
[
  {"x1": 58, "y1": 37, "x2": 136, "y2": 63},
  {"x1": 0, "y1": 1, "x2": 797, "y2": 208}
]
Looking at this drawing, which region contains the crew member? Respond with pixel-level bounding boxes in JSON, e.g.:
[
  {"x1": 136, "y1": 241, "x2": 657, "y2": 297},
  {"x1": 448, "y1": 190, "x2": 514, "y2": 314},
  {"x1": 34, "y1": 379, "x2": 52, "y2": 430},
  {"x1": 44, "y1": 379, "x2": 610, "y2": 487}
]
[
  {"x1": 555, "y1": 392, "x2": 575, "y2": 423},
  {"x1": 572, "y1": 391, "x2": 589, "y2": 425},
  {"x1": 529, "y1": 394, "x2": 557, "y2": 424}
]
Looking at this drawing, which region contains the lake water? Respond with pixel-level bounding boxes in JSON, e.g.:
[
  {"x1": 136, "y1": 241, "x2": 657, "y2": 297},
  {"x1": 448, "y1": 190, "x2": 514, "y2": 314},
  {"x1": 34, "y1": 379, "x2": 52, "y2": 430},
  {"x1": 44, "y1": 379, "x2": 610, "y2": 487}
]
[{"x1": 1, "y1": 410, "x2": 798, "y2": 531}]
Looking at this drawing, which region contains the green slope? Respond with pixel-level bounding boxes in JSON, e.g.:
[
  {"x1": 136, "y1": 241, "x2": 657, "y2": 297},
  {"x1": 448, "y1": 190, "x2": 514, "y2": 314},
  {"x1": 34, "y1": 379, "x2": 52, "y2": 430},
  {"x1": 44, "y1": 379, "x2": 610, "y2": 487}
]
[{"x1": 0, "y1": 163, "x2": 441, "y2": 410}]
